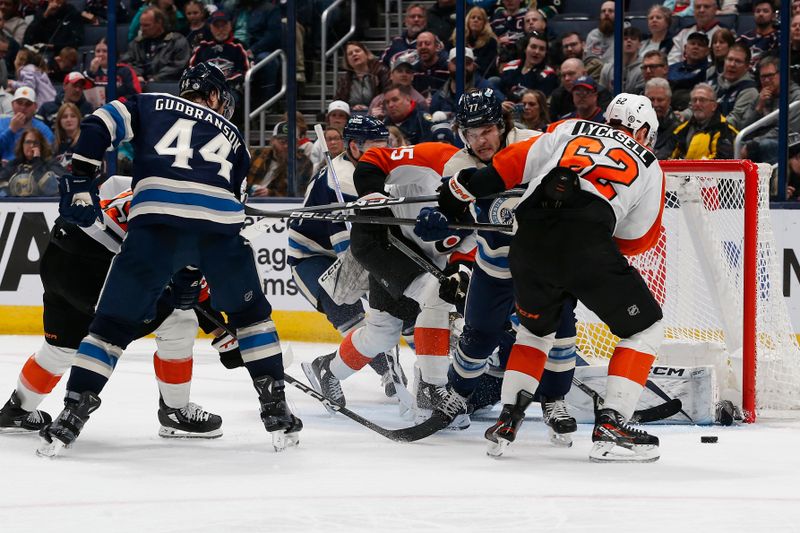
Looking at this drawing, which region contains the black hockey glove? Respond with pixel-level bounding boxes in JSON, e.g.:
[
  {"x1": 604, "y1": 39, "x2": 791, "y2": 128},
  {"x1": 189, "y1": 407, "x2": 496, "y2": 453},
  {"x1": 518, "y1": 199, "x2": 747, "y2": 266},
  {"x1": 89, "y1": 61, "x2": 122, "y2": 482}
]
[
  {"x1": 58, "y1": 173, "x2": 102, "y2": 227},
  {"x1": 438, "y1": 262, "x2": 471, "y2": 308},
  {"x1": 438, "y1": 169, "x2": 478, "y2": 222},
  {"x1": 169, "y1": 267, "x2": 203, "y2": 310},
  {"x1": 213, "y1": 332, "x2": 244, "y2": 369}
]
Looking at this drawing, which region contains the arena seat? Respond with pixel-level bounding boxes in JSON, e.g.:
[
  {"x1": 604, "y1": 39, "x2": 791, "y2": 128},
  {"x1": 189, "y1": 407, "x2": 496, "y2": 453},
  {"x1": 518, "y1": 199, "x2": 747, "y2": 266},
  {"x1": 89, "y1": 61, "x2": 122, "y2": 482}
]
[{"x1": 548, "y1": 17, "x2": 599, "y2": 40}]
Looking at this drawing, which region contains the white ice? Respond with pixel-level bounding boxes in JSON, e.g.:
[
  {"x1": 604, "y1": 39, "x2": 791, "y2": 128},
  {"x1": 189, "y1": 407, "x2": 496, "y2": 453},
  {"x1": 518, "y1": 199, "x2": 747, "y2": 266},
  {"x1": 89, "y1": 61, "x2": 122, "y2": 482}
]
[{"x1": 1, "y1": 335, "x2": 800, "y2": 532}]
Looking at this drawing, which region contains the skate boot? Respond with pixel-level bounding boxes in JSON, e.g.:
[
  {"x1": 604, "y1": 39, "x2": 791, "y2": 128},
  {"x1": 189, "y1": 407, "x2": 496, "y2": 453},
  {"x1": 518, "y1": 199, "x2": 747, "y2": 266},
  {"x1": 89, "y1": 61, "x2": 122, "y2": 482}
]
[
  {"x1": 542, "y1": 396, "x2": 577, "y2": 448},
  {"x1": 157, "y1": 398, "x2": 223, "y2": 439},
  {"x1": 254, "y1": 376, "x2": 303, "y2": 452},
  {"x1": 37, "y1": 390, "x2": 101, "y2": 457},
  {"x1": 371, "y1": 350, "x2": 408, "y2": 400},
  {"x1": 590, "y1": 408, "x2": 660, "y2": 463},
  {"x1": 302, "y1": 352, "x2": 345, "y2": 412},
  {"x1": 0, "y1": 391, "x2": 52, "y2": 434},
  {"x1": 484, "y1": 390, "x2": 535, "y2": 457},
  {"x1": 413, "y1": 370, "x2": 469, "y2": 430}
]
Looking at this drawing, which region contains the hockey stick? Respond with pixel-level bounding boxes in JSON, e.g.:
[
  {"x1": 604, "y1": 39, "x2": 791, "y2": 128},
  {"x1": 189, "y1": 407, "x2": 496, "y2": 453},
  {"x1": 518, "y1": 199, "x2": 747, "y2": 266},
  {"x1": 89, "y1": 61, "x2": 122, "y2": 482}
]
[
  {"x1": 192, "y1": 304, "x2": 449, "y2": 442},
  {"x1": 242, "y1": 205, "x2": 513, "y2": 233},
  {"x1": 386, "y1": 233, "x2": 449, "y2": 283},
  {"x1": 286, "y1": 189, "x2": 525, "y2": 215},
  {"x1": 571, "y1": 376, "x2": 683, "y2": 424},
  {"x1": 313, "y1": 124, "x2": 351, "y2": 230}
]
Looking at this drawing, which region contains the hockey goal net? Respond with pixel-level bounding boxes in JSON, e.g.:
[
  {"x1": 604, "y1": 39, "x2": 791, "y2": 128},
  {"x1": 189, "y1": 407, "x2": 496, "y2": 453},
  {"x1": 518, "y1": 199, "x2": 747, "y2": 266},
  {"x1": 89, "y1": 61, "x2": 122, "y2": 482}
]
[{"x1": 574, "y1": 160, "x2": 800, "y2": 422}]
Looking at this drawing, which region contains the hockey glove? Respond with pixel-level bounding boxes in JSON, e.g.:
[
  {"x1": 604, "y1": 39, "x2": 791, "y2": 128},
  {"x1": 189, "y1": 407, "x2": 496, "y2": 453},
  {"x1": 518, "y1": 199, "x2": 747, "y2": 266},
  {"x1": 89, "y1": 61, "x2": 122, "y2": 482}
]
[
  {"x1": 414, "y1": 207, "x2": 456, "y2": 242},
  {"x1": 213, "y1": 332, "x2": 244, "y2": 369},
  {"x1": 58, "y1": 174, "x2": 102, "y2": 227},
  {"x1": 169, "y1": 267, "x2": 204, "y2": 310},
  {"x1": 438, "y1": 169, "x2": 477, "y2": 222},
  {"x1": 438, "y1": 262, "x2": 471, "y2": 308}
]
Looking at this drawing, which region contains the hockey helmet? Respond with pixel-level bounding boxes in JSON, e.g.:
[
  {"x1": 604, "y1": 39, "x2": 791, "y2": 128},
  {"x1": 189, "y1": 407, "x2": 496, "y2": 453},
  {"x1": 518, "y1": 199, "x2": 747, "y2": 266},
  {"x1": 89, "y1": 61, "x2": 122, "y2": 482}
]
[
  {"x1": 605, "y1": 93, "x2": 658, "y2": 148},
  {"x1": 343, "y1": 114, "x2": 390, "y2": 144},
  {"x1": 454, "y1": 88, "x2": 504, "y2": 146},
  {"x1": 179, "y1": 62, "x2": 235, "y2": 120}
]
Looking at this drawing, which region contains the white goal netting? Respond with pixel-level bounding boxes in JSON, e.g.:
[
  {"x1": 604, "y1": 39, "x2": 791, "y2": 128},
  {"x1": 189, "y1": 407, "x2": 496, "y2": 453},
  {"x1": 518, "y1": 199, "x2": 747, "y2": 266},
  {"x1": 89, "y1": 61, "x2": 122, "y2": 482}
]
[{"x1": 574, "y1": 161, "x2": 800, "y2": 417}]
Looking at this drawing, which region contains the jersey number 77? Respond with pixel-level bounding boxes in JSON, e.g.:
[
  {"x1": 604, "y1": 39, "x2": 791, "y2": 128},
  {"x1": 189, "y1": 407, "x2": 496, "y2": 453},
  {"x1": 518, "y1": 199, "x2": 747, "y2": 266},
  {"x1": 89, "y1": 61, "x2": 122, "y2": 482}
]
[{"x1": 557, "y1": 136, "x2": 639, "y2": 201}]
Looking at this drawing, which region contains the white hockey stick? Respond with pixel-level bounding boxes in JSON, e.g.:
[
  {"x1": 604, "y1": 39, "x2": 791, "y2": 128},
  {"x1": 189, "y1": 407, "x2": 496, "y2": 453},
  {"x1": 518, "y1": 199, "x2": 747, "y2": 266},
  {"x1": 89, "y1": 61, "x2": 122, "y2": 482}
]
[{"x1": 314, "y1": 123, "x2": 351, "y2": 231}]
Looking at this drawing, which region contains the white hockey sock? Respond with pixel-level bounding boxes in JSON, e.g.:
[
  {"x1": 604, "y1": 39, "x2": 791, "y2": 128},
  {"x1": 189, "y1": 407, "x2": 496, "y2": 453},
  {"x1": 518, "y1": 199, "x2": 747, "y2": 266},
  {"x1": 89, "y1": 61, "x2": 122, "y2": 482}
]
[
  {"x1": 16, "y1": 342, "x2": 75, "y2": 412},
  {"x1": 602, "y1": 375, "x2": 644, "y2": 421}
]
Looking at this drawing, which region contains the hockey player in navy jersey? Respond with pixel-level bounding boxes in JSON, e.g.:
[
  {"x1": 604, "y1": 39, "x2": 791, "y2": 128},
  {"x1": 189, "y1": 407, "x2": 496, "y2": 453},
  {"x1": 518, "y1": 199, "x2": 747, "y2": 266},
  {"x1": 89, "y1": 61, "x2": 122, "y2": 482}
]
[
  {"x1": 0, "y1": 177, "x2": 227, "y2": 439},
  {"x1": 288, "y1": 115, "x2": 408, "y2": 400},
  {"x1": 415, "y1": 89, "x2": 578, "y2": 447},
  {"x1": 38, "y1": 63, "x2": 301, "y2": 456}
]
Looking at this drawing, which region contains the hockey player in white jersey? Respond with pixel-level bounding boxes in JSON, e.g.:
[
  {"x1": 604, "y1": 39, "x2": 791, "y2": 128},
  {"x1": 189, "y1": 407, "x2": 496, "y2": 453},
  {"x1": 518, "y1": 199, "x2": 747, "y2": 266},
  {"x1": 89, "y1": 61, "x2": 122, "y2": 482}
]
[
  {"x1": 288, "y1": 116, "x2": 408, "y2": 400},
  {"x1": 423, "y1": 94, "x2": 666, "y2": 461},
  {"x1": 414, "y1": 88, "x2": 579, "y2": 443}
]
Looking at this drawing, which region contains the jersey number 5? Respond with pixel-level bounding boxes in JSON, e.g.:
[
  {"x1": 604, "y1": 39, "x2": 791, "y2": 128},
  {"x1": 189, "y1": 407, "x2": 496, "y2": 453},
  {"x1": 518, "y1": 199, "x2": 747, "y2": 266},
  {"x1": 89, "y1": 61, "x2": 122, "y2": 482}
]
[
  {"x1": 154, "y1": 118, "x2": 234, "y2": 181},
  {"x1": 557, "y1": 135, "x2": 639, "y2": 200}
]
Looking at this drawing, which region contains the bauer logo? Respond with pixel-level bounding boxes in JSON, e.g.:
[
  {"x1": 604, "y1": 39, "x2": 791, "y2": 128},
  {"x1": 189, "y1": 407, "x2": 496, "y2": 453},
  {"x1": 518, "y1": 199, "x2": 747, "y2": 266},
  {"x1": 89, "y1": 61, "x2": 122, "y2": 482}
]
[{"x1": 488, "y1": 197, "x2": 518, "y2": 225}]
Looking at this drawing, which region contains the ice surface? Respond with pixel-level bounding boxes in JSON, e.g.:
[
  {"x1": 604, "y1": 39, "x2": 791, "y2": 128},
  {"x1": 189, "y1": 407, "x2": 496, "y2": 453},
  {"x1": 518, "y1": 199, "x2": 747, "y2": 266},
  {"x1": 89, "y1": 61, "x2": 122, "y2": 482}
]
[{"x1": 1, "y1": 335, "x2": 800, "y2": 532}]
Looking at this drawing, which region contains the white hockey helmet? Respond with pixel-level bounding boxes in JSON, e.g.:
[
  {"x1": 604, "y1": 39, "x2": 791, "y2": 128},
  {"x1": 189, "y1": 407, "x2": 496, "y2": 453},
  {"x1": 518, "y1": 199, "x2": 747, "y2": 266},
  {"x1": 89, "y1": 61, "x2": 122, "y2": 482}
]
[{"x1": 604, "y1": 93, "x2": 658, "y2": 148}]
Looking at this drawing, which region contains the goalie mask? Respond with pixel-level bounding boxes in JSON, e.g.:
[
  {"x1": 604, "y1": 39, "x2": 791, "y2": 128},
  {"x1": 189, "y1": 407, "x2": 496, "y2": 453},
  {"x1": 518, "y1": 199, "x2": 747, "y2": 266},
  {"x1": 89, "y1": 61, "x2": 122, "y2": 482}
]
[
  {"x1": 179, "y1": 62, "x2": 235, "y2": 120},
  {"x1": 604, "y1": 93, "x2": 658, "y2": 148}
]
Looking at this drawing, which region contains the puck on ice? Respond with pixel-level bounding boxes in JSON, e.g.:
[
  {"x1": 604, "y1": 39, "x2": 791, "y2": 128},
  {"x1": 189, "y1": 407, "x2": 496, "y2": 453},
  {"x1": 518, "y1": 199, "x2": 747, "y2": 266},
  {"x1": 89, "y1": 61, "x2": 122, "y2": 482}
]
[{"x1": 700, "y1": 436, "x2": 718, "y2": 443}]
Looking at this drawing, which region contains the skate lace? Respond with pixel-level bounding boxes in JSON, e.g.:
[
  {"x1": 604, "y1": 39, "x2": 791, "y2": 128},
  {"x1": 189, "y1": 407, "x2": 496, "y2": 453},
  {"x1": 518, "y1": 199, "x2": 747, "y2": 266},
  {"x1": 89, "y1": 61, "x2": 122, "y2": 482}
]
[
  {"x1": 26, "y1": 410, "x2": 45, "y2": 424},
  {"x1": 180, "y1": 403, "x2": 211, "y2": 423},
  {"x1": 544, "y1": 400, "x2": 570, "y2": 422},
  {"x1": 436, "y1": 387, "x2": 466, "y2": 418}
]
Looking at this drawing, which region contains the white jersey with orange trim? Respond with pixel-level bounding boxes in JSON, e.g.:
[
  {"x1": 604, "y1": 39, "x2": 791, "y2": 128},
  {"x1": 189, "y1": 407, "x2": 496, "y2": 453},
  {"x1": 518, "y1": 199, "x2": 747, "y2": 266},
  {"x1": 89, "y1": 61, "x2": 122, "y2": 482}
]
[
  {"x1": 492, "y1": 119, "x2": 665, "y2": 255},
  {"x1": 78, "y1": 175, "x2": 134, "y2": 254},
  {"x1": 358, "y1": 142, "x2": 475, "y2": 269}
]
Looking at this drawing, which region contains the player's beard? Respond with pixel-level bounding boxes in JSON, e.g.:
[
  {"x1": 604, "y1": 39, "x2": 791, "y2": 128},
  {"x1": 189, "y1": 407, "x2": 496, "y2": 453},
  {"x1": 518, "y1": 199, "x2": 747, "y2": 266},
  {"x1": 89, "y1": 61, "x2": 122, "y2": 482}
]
[{"x1": 599, "y1": 18, "x2": 614, "y2": 35}]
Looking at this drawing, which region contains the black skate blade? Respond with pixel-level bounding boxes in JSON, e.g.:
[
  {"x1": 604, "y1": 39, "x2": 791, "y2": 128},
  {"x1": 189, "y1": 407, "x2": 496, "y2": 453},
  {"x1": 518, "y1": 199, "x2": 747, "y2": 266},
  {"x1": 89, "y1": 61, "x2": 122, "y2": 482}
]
[{"x1": 300, "y1": 362, "x2": 336, "y2": 416}]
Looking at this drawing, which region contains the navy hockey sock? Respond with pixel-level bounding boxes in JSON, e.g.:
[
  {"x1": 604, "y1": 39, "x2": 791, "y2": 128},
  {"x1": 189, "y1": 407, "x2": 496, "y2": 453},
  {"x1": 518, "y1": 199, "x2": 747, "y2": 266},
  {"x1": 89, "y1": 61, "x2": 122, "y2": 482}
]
[{"x1": 65, "y1": 367, "x2": 109, "y2": 396}]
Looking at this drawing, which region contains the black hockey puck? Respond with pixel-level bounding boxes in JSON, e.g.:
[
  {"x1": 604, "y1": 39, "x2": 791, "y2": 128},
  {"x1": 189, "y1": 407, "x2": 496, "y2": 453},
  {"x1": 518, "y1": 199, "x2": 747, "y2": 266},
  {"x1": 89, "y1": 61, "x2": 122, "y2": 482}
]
[{"x1": 700, "y1": 436, "x2": 718, "y2": 443}]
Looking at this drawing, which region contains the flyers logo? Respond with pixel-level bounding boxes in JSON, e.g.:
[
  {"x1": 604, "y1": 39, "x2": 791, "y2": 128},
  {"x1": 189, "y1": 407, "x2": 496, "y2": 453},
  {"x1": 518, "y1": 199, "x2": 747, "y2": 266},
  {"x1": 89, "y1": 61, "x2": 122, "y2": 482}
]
[{"x1": 557, "y1": 136, "x2": 639, "y2": 200}]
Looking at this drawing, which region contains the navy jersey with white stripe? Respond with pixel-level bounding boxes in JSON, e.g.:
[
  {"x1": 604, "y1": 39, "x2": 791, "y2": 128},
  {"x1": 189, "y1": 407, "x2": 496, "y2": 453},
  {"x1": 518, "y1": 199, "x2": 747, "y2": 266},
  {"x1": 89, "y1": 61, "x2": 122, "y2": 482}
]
[
  {"x1": 287, "y1": 153, "x2": 357, "y2": 265},
  {"x1": 73, "y1": 93, "x2": 250, "y2": 234}
]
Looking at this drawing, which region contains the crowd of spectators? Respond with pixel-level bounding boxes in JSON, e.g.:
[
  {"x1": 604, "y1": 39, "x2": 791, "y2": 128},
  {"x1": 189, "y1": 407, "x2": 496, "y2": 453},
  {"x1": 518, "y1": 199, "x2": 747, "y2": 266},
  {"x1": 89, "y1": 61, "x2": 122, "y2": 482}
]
[{"x1": 0, "y1": 0, "x2": 798, "y2": 200}]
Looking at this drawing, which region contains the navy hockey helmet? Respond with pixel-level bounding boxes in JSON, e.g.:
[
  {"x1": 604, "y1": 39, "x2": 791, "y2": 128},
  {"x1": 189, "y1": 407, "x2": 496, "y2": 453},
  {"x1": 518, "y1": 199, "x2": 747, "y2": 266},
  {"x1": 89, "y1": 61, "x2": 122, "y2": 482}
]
[
  {"x1": 343, "y1": 114, "x2": 390, "y2": 144},
  {"x1": 179, "y1": 62, "x2": 235, "y2": 120},
  {"x1": 455, "y1": 88, "x2": 503, "y2": 131}
]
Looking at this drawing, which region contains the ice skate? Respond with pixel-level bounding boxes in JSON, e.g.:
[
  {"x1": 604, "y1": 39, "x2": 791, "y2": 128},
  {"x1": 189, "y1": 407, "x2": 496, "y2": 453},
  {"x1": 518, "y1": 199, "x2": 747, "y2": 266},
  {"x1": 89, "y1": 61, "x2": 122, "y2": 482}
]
[
  {"x1": 157, "y1": 399, "x2": 223, "y2": 439},
  {"x1": 0, "y1": 391, "x2": 52, "y2": 434},
  {"x1": 413, "y1": 370, "x2": 469, "y2": 430},
  {"x1": 373, "y1": 350, "x2": 409, "y2": 400},
  {"x1": 590, "y1": 408, "x2": 660, "y2": 463},
  {"x1": 302, "y1": 352, "x2": 345, "y2": 413},
  {"x1": 542, "y1": 396, "x2": 577, "y2": 448},
  {"x1": 37, "y1": 390, "x2": 101, "y2": 457},
  {"x1": 254, "y1": 376, "x2": 303, "y2": 452},
  {"x1": 484, "y1": 390, "x2": 534, "y2": 457}
]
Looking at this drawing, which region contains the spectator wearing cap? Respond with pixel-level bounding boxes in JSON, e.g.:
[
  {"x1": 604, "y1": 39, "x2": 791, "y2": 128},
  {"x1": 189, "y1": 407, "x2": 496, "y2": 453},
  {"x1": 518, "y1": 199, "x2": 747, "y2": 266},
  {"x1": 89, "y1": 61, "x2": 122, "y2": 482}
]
[
  {"x1": 412, "y1": 31, "x2": 449, "y2": 98},
  {"x1": 585, "y1": 1, "x2": 615, "y2": 64},
  {"x1": 382, "y1": 83, "x2": 435, "y2": 144},
  {"x1": 334, "y1": 41, "x2": 389, "y2": 113},
  {"x1": 490, "y1": 0, "x2": 528, "y2": 65},
  {"x1": 713, "y1": 43, "x2": 759, "y2": 130},
  {"x1": 426, "y1": 0, "x2": 456, "y2": 44},
  {"x1": 668, "y1": 32, "x2": 711, "y2": 111},
  {"x1": 22, "y1": 0, "x2": 83, "y2": 56},
  {"x1": 123, "y1": 6, "x2": 191, "y2": 83},
  {"x1": 0, "y1": 86, "x2": 53, "y2": 163},
  {"x1": 310, "y1": 100, "x2": 351, "y2": 170},
  {"x1": 8, "y1": 46, "x2": 55, "y2": 106},
  {"x1": 368, "y1": 52, "x2": 427, "y2": 119},
  {"x1": 670, "y1": 83, "x2": 737, "y2": 160},
  {"x1": 560, "y1": 32, "x2": 602, "y2": 81},
  {"x1": 452, "y1": 6, "x2": 498, "y2": 79},
  {"x1": 599, "y1": 26, "x2": 644, "y2": 95},
  {"x1": 39, "y1": 71, "x2": 95, "y2": 128},
  {"x1": 644, "y1": 77, "x2": 681, "y2": 159},
  {"x1": 248, "y1": 121, "x2": 313, "y2": 197},
  {"x1": 499, "y1": 31, "x2": 558, "y2": 102},
  {"x1": 188, "y1": 9, "x2": 249, "y2": 117},
  {"x1": 668, "y1": 0, "x2": 725, "y2": 66},
  {"x1": 380, "y1": 3, "x2": 427, "y2": 68},
  {"x1": 560, "y1": 76, "x2": 604, "y2": 123},
  {"x1": 431, "y1": 47, "x2": 500, "y2": 117},
  {"x1": 739, "y1": 56, "x2": 800, "y2": 165}
]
